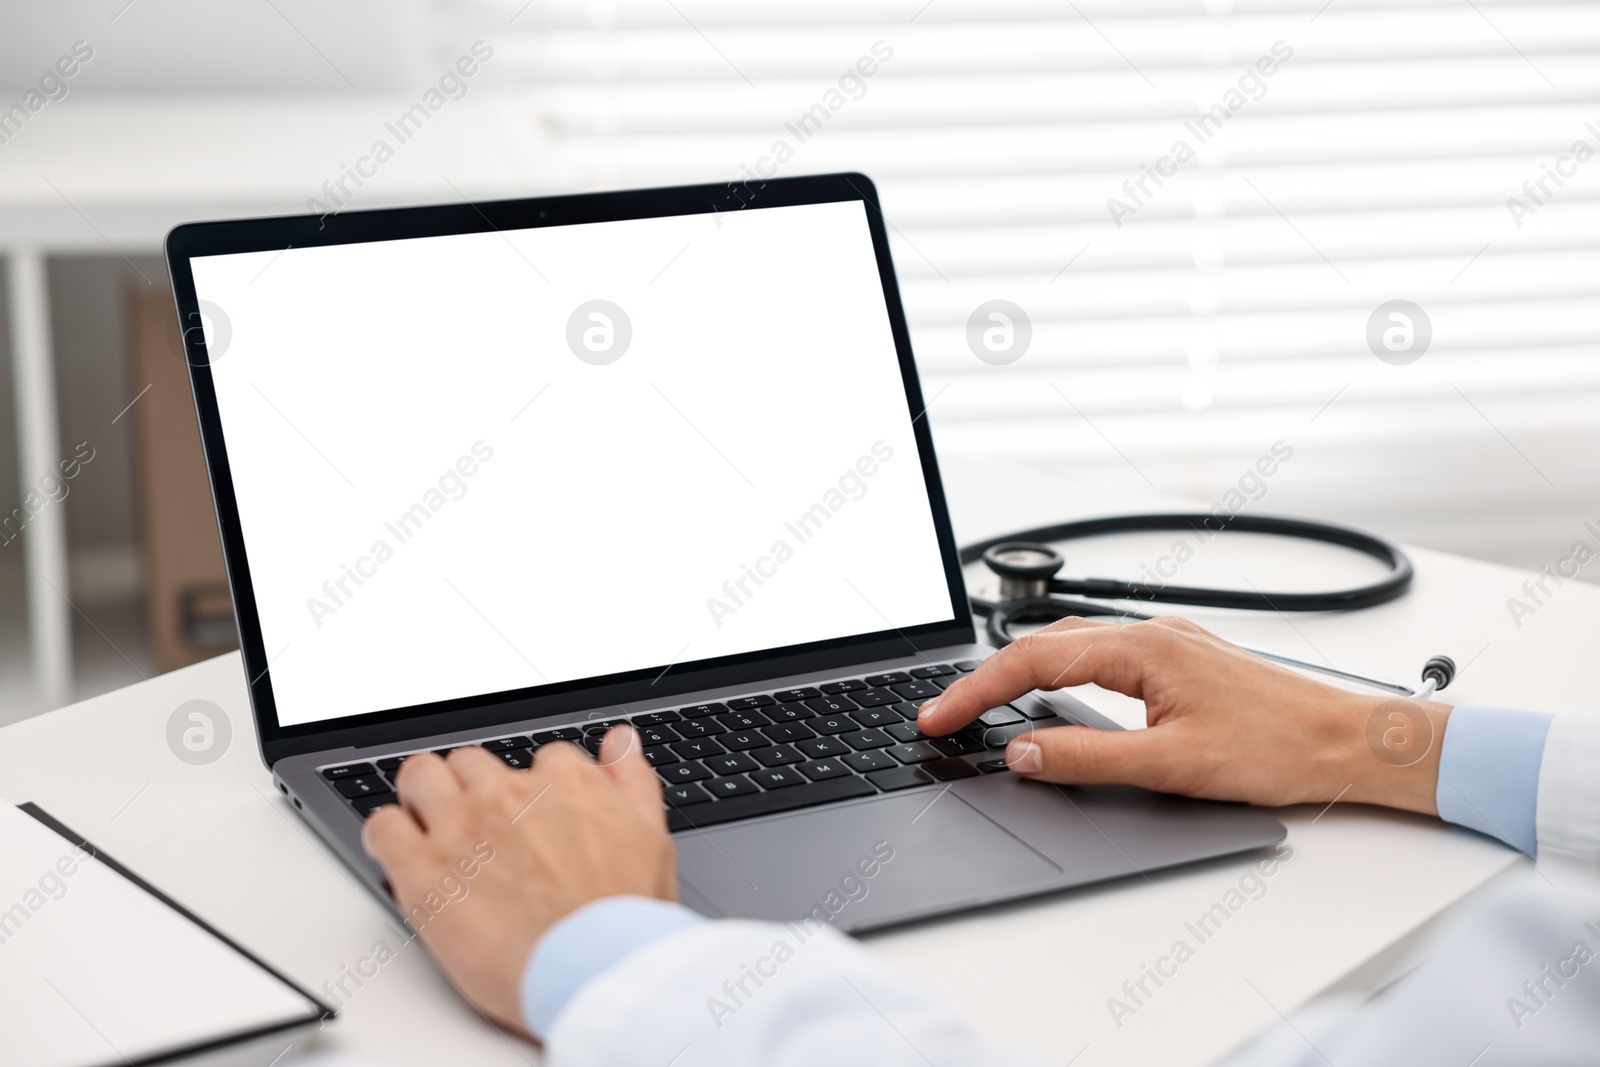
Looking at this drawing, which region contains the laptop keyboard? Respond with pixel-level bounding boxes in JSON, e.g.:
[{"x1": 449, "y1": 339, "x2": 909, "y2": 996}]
[{"x1": 317, "y1": 660, "x2": 1065, "y2": 831}]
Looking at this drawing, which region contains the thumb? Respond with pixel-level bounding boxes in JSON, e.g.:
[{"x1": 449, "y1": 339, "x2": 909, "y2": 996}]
[
  {"x1": 1005, "y1": 723, "x2": 1180, "y2": 790},
  {"x1": 598, "y1": 725, "x2": 664, "y2": 822}
]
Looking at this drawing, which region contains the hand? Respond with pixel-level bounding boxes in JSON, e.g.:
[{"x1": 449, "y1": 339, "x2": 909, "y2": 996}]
[
  {"x1": 918, "y1": 616, "x2": 1450, "y2": 814},
  {"x1": 362, "y1": 726, "x2": 676, "y2": 1035}
]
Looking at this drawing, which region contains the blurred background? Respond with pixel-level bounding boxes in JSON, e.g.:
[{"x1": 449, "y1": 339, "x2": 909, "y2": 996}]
[{"x1": 1, "y1": 0, "x2": 1597, "y2": 722}]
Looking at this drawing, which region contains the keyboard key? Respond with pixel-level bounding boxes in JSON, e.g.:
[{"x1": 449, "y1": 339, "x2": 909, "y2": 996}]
[
  {"x1": 376, "y1": 756, "x2": 408, "y2": 774},
  {"x1": 891, "y1": 680, "x2": 942, "y2": 702},
  {"x1": 750, "y1": 766, "x2": 805, "y2": 790},
  {"x1": 679, "y1": 702, "x2": 729, "y2": 719},
  {"x1": 806, "y1": 695, "x2": 860, "y2": 715},
  {"x1": 798, "y1": 759, "x2": 853, "y2": 781},
  {"x1": 819, "y1": 679, "x2": 866, "y2": 694},
  {"x1": 851, "y1": 688, "x2": 900, "y2": 707},
  {"x1": 643, "y1": 746, "x2": 679, "y2": 767},
  {"x1": 866, "y1": 766, "x2": 935, "y2": 792},
  {"x1": 772, "y1": 687, "x2": 821, "y2": 701},
  {"x1": 352, "y1": 793, "x2": 397, "y2": 817},
  {"x1": 497, "y1": 749, "x2": 534, "y2": 769},
  {"x1": 843, "y1": 729, "x2": 893, "y2": 751},
  {"x1": 334, "y1": 775, "x2": 389, "y2": 798},
  {"x1": 978, "y1": 722, "x2": 1034, "y2": 749},
  {"x1": 481, "y1": 738, "x2": 529, "y2": 754},
  {"x1": 664, "y1": 783, "x2": 712, "y2": 807},
  {"x1": 843, "y1": 750, "x2": 897, "y2": 773},
  {"x1": 932, "y1": 734, "x2": 984, "y2": 757},
  {"x1": 797, "y1": 736, "x2": 850, "y2": 759},
  {"x1": 323, "y1": 763, "x2": 374, "y2": 780},
  {"x1": 978, "y1": 706, "x2": 1025, "y2": 727},
  {"x1": 721, "y1": 731, "x2": 768, "y2": 752},
  {"x1": 637, "y1": 724, "x2": 681, "y2": 746},
  {"x1": 676, "y1": 718, "x2": 726, "y2": 738},
  {"x1": 850, "y1": 707, "x2": 898, "y2": 728},
  {"x1": 762, "y1": 722, "x2": 816, "y2": 744},
  {"x1": 659, "y1": 761, "x2": 712, "y2": 784},
  {"x1": 953, "y1": 659, "x2": 981, "y2": 672},
  {"x1": 911, "y1": 664, "x2": 958, "y2": 678},
  {"x1": 925, "y1": 757, "x2": 979, "y2": 781},
  {"x1": 633, "y1": 710, "x2": 681, "y2": 726},
  {"x1": 726, "y1": 695, "x2": 776, "y2": 710},
  {"x1": 865, "y1": 671, "x2": 912, "y2": 686},
  {"x1": 1015, "y1": 703, "x2": 1061, "y2": 721},
  {"x1": 671, "y1": 737, "x2": 727, "y2": 760},
  {"x1": 751, "y1": 744, "x2": 804, "y2": 767},
  {"x1": 766, "y1": 701, "x2": 814, "y2": 723},
  {"x1": 929, "y1": 676, "x2": 955, "y2": 690},
  {"x1": 706, "y1": 775, "x2": 760, "y2": 798},
  {"x1": 665, "y1": 776, "x2": 876, "y2": 832},
  {"x1": 810, "y1": 715, "x2": 857, "y2": 735},
  {"x1": 718, "y1": 710, "x2": 771, "y2": 731},
  {"x1": 976, "y1": 758, "x2": 1010, "y2": 773},
  {"x1": 530, "y1": 727, "x2": 583, "y2": 745},
  {"x1": 706, "y1": 751, "x2": 759, "y2": 775},
  {"x1": 888, "y1": 742, "x2": 942, "y2": 764},
  {"x1": 885, "y1": 721, "x2": 927, "y2": 743}
]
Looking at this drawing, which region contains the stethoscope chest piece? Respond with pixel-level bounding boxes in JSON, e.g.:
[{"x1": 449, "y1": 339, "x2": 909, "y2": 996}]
[{"x1": 981, "y1": 542, "x2": 1064, "y2": 601}]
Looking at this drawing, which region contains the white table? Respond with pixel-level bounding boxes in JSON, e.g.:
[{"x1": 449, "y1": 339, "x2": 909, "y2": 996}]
[{"x1": 2, "y1": 455, "x2": 1585, "y2": 1067}]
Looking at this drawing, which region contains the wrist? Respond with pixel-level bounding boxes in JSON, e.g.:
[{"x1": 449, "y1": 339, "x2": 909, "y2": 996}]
[
  {"x1": 1341, "y1": 695, "x2": 1452, "y2": 815},
  {"x1": 521, "y1": 896, "x2": 704, "y2": 1039}
]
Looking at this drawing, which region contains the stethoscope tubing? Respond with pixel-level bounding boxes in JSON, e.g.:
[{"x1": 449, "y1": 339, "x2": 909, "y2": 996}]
[
  {"x1": 961, "y1": 513, "x2": 1441, "y2": 699},
  {"x1": 960, "y1": 512, "x2": 1414, "y2": 613}
]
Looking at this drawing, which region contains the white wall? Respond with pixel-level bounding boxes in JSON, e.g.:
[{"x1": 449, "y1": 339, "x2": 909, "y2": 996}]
[{"x1": 0, "y1": 0, "x2": 433, "y2": 93}]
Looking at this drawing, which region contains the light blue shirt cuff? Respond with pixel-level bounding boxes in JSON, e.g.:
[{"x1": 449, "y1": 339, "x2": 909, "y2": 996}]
[
  {"x1": 1435, "y1": 705, "x2": 1552, "y2": 855},
  {"x1": 521, "y1": 895, "x2": 706, "y2": 1038}
]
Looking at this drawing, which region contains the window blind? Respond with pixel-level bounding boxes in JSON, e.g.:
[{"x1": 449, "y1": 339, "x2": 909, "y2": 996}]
[{"x1": 443, "y1": 0, "x2": 1600, "y2": 567}]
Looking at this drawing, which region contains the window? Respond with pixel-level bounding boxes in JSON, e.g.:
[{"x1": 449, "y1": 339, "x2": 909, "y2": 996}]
[{"x1": 456, "y1": 0, "x2": 1600, "y2": 567}]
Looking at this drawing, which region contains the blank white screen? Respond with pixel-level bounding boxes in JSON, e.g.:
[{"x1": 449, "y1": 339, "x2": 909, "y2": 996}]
[{"x1": 191, "y1": 199, "x2": 952, "y2": 727}]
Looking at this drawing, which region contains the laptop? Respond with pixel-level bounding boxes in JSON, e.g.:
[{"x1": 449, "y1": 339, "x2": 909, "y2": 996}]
[{"x1": 166, "y1": 173, "x2": 1284, "y2": 932}]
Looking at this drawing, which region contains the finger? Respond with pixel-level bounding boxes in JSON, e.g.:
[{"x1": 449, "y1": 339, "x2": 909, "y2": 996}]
[
  {"x1": 393, "y1": 751, "x2": 468, "y2": 834},
  {"x1": 598, "y1": 725, "x2": 665, "y2": 822},
  {"x1": 447, "y1": 744, "x2": 514, "y2": 790},
  {"x1": 532, "y1": 738, "x2": 593, "y2": 770},
  {"x1": 918, "y1": 622, "x2": 1137, "y2": 734},
  {"x1": 361, "y1": 802, "x2": 428, "y2": 882},
  {"x1": 1004, "y1": 723, "x2": 1182, "y2": 790}
]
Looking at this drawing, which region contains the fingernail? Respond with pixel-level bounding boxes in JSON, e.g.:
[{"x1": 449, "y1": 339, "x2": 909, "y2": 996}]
[
  {"x1": 1007, "y1": 741, "x2": 1042, "y2": 774},
  {"x1": 916, "y1": 698, "x2": 940, "y2": 721}
]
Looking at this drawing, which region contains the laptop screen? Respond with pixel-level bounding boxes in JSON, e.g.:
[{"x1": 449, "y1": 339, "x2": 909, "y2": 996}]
[{"x1": 188, "y1": 198, "x2": 954, "y2": 728}]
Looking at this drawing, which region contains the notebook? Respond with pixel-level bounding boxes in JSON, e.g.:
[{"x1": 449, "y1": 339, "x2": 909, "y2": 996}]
[{"x1": 0, "y1": 801, "x2": 330, "y2": 1067}]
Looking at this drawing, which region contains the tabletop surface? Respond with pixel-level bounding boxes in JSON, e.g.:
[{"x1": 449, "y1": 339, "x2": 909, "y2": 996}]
[{"x1": 3, "y1": 454, "x2": 1591, "y2": 1067}]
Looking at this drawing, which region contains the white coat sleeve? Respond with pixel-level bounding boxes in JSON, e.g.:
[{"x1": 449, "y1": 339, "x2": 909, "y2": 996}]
[
  {"x1": 543, "y1": 916, "x2": 1051, "y2": 1067},
  {"x1": 1535, "y1": 710, "x2": 1600, "y2": 877}
]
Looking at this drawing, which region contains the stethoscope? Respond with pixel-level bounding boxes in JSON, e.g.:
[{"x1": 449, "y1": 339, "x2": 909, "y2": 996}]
[{"x1": 962, "y1": 513, "x2": 1456, "y2": 700}]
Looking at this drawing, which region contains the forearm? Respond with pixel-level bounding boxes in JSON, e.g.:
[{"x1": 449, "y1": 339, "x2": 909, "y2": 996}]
[
  {"x1": 1339, "y1": 695, "x2": 1453, "y2": 816},
  {"x1": 1340, "y1": 698, "x2": 1555, "y2": 857}
]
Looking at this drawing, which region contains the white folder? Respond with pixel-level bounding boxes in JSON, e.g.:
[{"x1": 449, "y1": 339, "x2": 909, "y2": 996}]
[{"x1": 0, "y1": 801, "x2": 330, "y2": 1067}]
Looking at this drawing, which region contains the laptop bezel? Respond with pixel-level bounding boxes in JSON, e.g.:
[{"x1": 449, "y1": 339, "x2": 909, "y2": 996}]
[{"x1": 165, "y1": 172, "x2": 976, "y2": 767}]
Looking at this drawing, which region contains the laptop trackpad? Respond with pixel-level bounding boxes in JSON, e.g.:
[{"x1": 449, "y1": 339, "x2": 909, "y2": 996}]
[{"x1": 675, "y1": 791, "x2": 1063, "y2": 930}]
